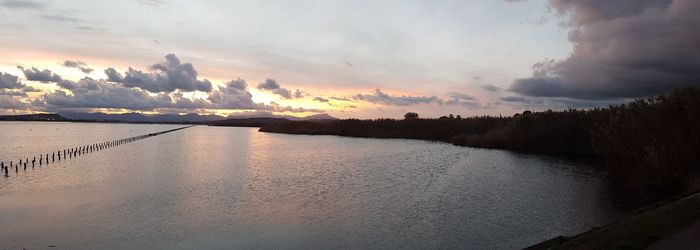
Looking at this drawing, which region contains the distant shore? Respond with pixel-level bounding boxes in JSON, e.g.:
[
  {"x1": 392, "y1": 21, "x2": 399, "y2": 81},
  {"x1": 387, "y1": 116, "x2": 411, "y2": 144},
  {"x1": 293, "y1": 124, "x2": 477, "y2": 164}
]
[
  {"x1": 0, "y1": 113, "x2": 293, "y2": 127},
  {"x1": 260, "y1": 87, "x2": 700, "y2": 203}
]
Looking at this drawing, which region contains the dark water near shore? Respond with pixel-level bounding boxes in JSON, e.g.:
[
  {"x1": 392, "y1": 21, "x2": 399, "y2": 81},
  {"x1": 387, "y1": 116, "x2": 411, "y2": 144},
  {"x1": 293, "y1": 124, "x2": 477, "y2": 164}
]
[{"x1": 0, "y1": 122, "x2": 622, "y2": 249}]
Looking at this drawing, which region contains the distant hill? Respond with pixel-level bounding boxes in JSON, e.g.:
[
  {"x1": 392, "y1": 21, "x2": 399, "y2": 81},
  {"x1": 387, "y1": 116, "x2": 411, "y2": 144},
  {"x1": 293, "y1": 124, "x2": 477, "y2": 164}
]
[
  {"x1": 0, "y1": 113, "x2": 68, "y2": 121},
  {"x1": 210, "y1": 117, "x2": 292, "y2": 127},
  {"x1": 58, "y1": 112, "x2": 226, "y2": 123},
  {"x1": 302, "y1": 113, "x2": 337, "y2": 120},
  {"x1": 210, "y1": 113, "x2": 338, "y2": 127},
  {"x1": 0, "y1": 112, "x2": 336, "y2": 124},
  {"x1": 222, "y1": 112, "x2": 338, "y2": 121},
  {"x1": 56, "y1": 112, "x2": 338, "y2": 124}
]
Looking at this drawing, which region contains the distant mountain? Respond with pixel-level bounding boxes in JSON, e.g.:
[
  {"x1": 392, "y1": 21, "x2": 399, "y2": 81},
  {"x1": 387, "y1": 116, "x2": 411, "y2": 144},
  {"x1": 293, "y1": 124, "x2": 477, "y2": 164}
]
[
  {"x1": 57, "y1": 111, "x2": 337, "y2": 123},
  {"x1": 302, "y1": 113, "x2": 337, "y2": 120},
  {"x1": 211, "y1": 113, "x2": 337, "y2": 127},
  {"x1": 0, "y1": 113, "x2": 68, "y2": 121},
  {"x1": 217, "y1": 111, "x2": 335, "y2": 121},
  {"x1": 58, "y1": 112, "x2": 225, "y2": 123},
  {"x1": 210, "y1": 117, "x2": 292, "y2": 127}
]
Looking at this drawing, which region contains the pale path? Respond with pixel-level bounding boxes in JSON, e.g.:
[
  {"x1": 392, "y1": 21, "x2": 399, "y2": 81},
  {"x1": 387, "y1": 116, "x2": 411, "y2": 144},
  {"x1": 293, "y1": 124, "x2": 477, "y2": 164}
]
[{"x1": 648, "y1": 219, "x2": 700, "y2": 250}]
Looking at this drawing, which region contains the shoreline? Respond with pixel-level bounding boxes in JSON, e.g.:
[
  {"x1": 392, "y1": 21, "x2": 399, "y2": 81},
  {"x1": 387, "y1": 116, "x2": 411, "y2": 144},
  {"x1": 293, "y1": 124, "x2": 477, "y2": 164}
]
[{"x1": 526, "y1": 189, "x2": 700, "y2": 249}]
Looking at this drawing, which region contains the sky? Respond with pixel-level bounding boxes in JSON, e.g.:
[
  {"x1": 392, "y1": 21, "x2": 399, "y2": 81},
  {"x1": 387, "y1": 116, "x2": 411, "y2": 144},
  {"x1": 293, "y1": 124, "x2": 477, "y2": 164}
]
[{"x1": 0, "y1": 0, "x2": 697, "y2": 118}]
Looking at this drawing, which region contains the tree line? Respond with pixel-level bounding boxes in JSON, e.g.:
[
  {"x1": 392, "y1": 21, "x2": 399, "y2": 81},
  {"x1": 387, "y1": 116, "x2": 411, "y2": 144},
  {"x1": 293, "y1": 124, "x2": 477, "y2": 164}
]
[{"x1": 260, "y1": 87, "x2": 700, "y2": 201}]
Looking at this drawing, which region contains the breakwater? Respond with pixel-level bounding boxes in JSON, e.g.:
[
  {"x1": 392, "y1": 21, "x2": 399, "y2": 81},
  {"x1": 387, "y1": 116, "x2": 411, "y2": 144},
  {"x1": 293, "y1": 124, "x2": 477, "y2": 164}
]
[{"x1": 1, "y1": 125, "x2": 194, "y2": 177}]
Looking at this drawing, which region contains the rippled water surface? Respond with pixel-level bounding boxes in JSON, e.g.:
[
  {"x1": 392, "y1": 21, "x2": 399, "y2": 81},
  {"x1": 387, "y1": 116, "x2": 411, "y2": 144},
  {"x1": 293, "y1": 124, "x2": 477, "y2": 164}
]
[{"x1": 0, "y1": 122, "x2": 622, "y2": 249}]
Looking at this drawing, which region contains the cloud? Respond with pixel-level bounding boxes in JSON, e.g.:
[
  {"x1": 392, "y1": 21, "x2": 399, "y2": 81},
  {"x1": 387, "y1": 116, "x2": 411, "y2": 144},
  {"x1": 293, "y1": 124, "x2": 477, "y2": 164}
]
[
  {"x1": 105, "y1": 54, "x2": 213, "y2": 93},
  {"x1": 256, "y1": 79, "x2": 304, "y2": 99},
  {"x1": 8, "y1": 54, "x2": 326, "y2": 114},
  {"x1": 510, "y1": 0, "x2": 700, "y2": 100},
  {"x1": 18, "y1": 66, "x2": 63, "y2": 83},
  {"x1": 330, "y1": 96, "x2": 354, "y2": 101},
  {"x1": 0, "y1": 89, "x2": 26, "y2": 97},
  {"x1": 207, "y1": 78, "x2": 260, "y2": 110},
  {"x1": 0, "y1": 96, "x2": 27, "y2": 109},
  {"x1": 41, "y1": 14, "x2": 82, "y2": 23},
  {"x1": 500, "y1": 95, "x2": 626, "y2": 109},
  {"x1": 61, "y1": 60, "x2": 94, "y2": 74},
  {"x1": 0, "y1": 0, "x2": 43, "y2": 9},
  {"x1": 293, "y1": 89, "x2": 307, "y2": 98},
  {"x1": 29, "y1": 77, "x2": 317, "y2": 114},
  {"x1": 0, "y1": 72, "x2": 24, "y2": 89},
  {"x1": 313, "y1": 97, "x2": 330, "y2": 103},
  {"x1": 353, "y1": 89, "x2": 442, "y2": 106},
  {"x1": 22, "y1": 86, "x2": 40, "y2": 92},
  {"x1": 445, "y1": 92, "x2": 482, "y2": 108},
  {"x1": 500, "y1": 96, "x2": 539, "y2": 104},
  {"x1": 272, "y1": 88, "x2": 292, "y2": 99},
  {"x1": 136, "y1": 0, "x2": 166, "y2": 7},
  {"x1": 36, "y1": 77, "x2": 241, "y2": 112},
  {"x1": 36, "y1": 78, "x2": 193, "y2": 111},
  {"x1": 447, "y1": 92, "x2": 476, "y2": 101},
  {"x1": 256, "y1": 78, "x2": 280, "y2": 90},
  {"x1": 482, "y1": 84, "x2": 501, "y2": 92}
]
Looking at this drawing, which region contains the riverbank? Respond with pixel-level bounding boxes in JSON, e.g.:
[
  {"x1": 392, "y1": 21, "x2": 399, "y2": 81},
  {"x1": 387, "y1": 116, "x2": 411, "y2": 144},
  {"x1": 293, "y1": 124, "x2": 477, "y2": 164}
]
[
  {"x1": 261, "y1": 87, "x2": 700, "y2": 201},
  {"x1": 526, "y1": 190, "x2": 700, "y2": 249}
]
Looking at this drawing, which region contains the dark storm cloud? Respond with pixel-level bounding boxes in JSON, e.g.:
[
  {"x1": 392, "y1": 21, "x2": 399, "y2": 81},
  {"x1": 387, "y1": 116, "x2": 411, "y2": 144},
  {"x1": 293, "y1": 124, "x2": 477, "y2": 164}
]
[
  {"x1": 482, "y1": 84, "x2": 501, "y2": 92},
  {"x1": 18, "y1": 66, "x2": 63, "y2": 83},
  {"x1": 61, "y1": 60, "x2": 94, "y2": 74},
  {"x1": 500, "y1": 96, "x2": 538, "y2": 104},
  {"x1": 500, "y1": 95, "x2": 626, "y2": 110},
  {"x1": 256, "y1": 79, "x2": 304, "y2": 99},
  {"x1": 105, "y1": 54, "x2": 213, "y2": 93},
  {"x1": 0, "y1": 72, "x2": 24, "y2": 89},
  {"x1": 550, "y1": 0, "x2": 673, "y2": 25},
  {"x1": 0, "y1": 0, "x2": 43, "y2": 9},
  {"x1": 510, "y1": 0, "x2": 700, "y2": 99},
  {"x1": 353, "y1": 89, "x2": 442, "y2": 106}
]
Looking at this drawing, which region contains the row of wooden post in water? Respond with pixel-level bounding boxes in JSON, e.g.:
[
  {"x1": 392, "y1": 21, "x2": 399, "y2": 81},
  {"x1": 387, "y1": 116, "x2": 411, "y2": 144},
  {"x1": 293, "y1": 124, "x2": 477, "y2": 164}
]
[{"x1": 2, "y1": 125, "x2": 194, "y2": 177}]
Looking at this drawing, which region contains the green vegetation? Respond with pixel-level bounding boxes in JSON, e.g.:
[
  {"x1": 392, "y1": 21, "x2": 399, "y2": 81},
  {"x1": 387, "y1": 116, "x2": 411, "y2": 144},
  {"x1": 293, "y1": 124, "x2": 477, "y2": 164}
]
[
  {"x1": 552, "y1": 191, "x2": 700, "y2": 249},
  {"x1": 261, "y1": 87, "x2": 700, "y2": 199}
]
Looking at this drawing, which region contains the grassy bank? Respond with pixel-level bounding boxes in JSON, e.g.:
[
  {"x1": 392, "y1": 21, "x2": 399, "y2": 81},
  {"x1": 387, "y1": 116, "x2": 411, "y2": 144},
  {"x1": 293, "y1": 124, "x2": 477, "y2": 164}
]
[
  {"x1": 548, "y1": 190, "x2": 700, "y2": 249},
  {"x1": 261, "y1": 87, "x2": 700, "y2": 199}
]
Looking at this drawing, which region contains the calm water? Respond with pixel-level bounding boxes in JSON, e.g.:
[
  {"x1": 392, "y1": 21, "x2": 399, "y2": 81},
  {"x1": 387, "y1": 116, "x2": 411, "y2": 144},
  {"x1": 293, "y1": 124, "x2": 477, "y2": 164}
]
[{"x1": 0, "y1": 122, "x2": 622, "y2": 249}]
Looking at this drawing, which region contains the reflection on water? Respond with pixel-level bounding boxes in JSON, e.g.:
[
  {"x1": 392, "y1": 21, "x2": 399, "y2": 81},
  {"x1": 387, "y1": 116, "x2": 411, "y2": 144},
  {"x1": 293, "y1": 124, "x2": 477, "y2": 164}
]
[{"x1": 0, "y1": 122, "x2": 622, "y2": 249}]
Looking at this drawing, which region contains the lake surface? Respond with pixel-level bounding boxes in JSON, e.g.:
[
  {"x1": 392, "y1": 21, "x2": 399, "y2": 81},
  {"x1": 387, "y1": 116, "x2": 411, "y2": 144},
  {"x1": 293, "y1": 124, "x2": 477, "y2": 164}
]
[{"x1": 0, "y1": 122, "x2": 622, "y2": 249}]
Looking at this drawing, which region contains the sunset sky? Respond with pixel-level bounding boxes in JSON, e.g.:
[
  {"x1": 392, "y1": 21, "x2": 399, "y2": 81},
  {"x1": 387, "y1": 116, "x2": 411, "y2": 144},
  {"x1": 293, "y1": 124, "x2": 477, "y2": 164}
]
[{"x1": 0, "y1": 0, "x2": 697, "y2": 118}]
